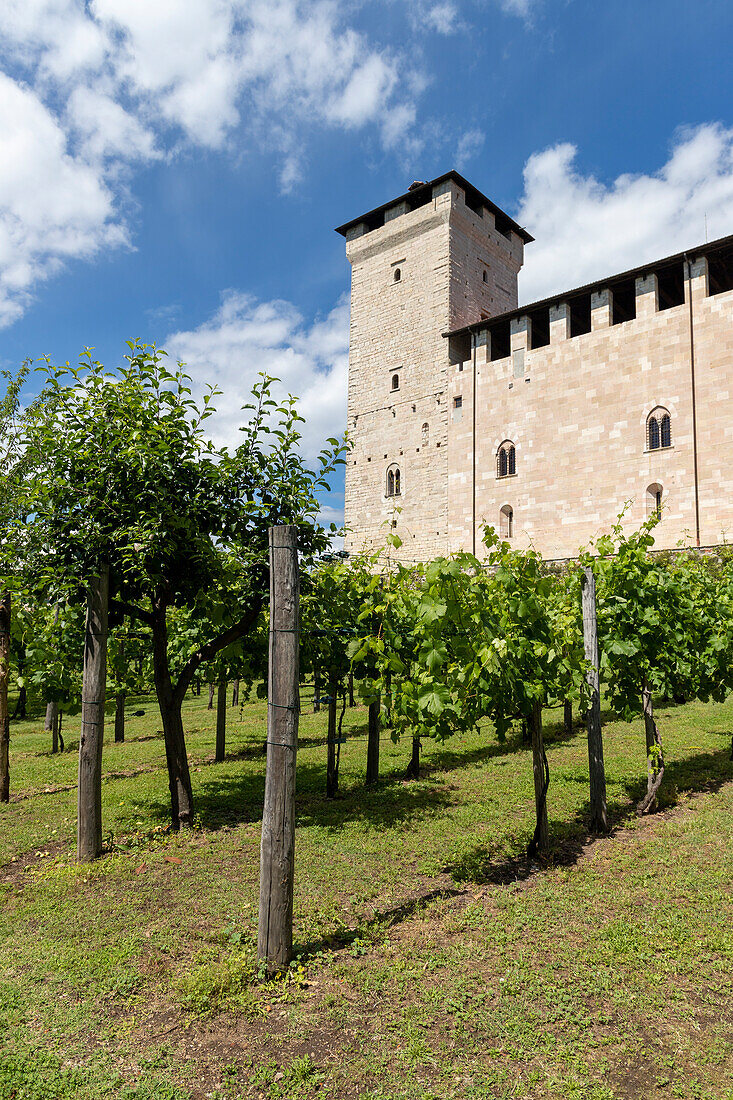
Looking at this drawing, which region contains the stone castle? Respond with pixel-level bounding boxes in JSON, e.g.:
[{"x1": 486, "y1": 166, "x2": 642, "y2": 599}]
[{"x1": 337, "y1": 171, "x2": 733, "y2": 561}]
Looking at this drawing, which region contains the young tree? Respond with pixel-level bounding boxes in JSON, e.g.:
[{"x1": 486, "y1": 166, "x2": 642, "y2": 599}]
[{"x1": 18, "y1": 344, "x2": 345, "y2": 828}]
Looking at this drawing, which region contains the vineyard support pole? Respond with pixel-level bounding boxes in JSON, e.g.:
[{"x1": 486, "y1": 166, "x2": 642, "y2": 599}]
[
  {"x1": 366, "y1": 697, "x2": 380, "y2": 785},
  {"x1": 530, "y1": 701, "x2": 549, "y2": 853},
  {"x1": 78, "y1": 564, "x2": 109, "y2": 861},
  {"x1": 114, "y1": 637, "x2": 126, "y2": 743},
  {"x1": 563, "y1": 700, "x2": 572, "y2": 738},
  {"x1": 0, "y1": 593, "x2": 10, "y2": 803},
  {"x1": 258, "y1": 525, "x2": 299, "y2": 975},
  {"x1": 326, "y1": 676, "x2": 338, "y2": 798},
  {"x1": 405, "y1": 736, "x2": 420, "y2": 780},
  {"x1": 216, "y1": 679, "x2": 227, "y2": 762},
  {"x1": 582, "y1": 565, "x2": 608, "y2": 832}
]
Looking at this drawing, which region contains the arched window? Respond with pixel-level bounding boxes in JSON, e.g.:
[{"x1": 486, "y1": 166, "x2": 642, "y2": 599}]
[
  {"x1": 500, "y1": 505, "x2": 514, "y2": 539},
  {"x1": 393, "y1": 268, "x2": 401, "y2": 282},
  {"x1": 421, "y1": 422, "x2": 429, "y2": 445},
  {"x1": 497, "y1": 440, "x2": 516, "y2": 478},
  {"x1": 386, "y1": 464, "x2": 401, "y2": 497},
  {"x1": 391, "y1": 373, "x2": 400, "y2": 391},
  {"x1": 647, "y1": 407, "x2": 671, "y2": 450},
  {"x1": 647, "y1": 483, "x2": 663, "y2": 518}
]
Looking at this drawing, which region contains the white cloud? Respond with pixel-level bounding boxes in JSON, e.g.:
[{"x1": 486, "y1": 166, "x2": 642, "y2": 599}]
[
  {"x1": 424, "y1": 3, "x2": 460, "y2": 34},
  {"x1": 0, "y1": 0, "x2": 422, "y2": 323},
  {"x1": 165, "y1": 290, "x2": 349, "y2": 464},
  {"x1": 455, "y1": 128, "x2": 484, "y2": 169},
  {"x1": 517, "y1": 124, "x2": 733, "y2": 303},
  {"x1": 0, "y1": 72, "x2": 126, "y2": 327}
]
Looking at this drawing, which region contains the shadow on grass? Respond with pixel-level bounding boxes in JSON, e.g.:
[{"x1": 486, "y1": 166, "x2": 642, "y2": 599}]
[
  {"x1": 145, "y1": 759, "x2": 460, "y2": 833},
  {"x1": 446, "y1": 747, "x2": 733, "y2": 887},
  {"x1": 293, "y1": 883, "x2": 464, "y2": 959}
]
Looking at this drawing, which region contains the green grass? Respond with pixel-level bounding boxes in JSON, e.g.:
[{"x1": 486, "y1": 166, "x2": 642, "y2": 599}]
[{"x1": 1, "y1": 687, "x2": 732, "y2": 1099}]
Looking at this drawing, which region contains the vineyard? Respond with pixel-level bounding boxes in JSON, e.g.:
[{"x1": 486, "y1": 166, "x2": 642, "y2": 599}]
[{"x1": 1, "y1": 350, "x2": 732, "y2": 1099}]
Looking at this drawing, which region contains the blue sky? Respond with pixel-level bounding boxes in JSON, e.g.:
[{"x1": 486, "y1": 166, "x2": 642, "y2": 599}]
[{"x1": 2, "y1": 0, "x2": 733, "y2": 524}]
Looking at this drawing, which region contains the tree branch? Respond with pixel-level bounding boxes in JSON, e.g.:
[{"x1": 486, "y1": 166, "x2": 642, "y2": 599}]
[
  {"x1": 172, "y1": 598, "x2": 264, "y2": 705},
  {"x1": 111, "y1": 599, "x2": 155, "y2": 626}
]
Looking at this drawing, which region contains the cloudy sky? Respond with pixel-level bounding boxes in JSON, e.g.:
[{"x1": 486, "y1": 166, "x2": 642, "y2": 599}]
[{"x1": 2, "y1": 0, "x2": 733, "y2": 524}]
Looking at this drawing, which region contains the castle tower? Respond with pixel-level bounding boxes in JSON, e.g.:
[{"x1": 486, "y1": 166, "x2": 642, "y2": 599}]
[{"x1": 336, "y1": 172, "x2": 531, "y2": 561}]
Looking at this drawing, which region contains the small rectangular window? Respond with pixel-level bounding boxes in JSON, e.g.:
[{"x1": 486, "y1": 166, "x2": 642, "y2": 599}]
[
  {"x1": 528, "y1": 307, "x2": 550, "y2": 349},
  {"x1": 489, "y1": 318, "x2": 510, "y2": 361},
  {"x1": 708, "y1": 245, "x2": 733, "y2": 296},
  {"x1": 448, "y1": 332, "x2": 471, "y2": 365},
  {"x1": 657, "y1": 262, "x2": 685, "y2": 310},
  {"x1": 612, "y1": 278, "x2": 636, "y2": 325},
  {"x1": 569, "y1": 293, "x2": 591, "y2": 337},
  {"x1": 454, "y1": 396, "x2": 463, "y2": 409}
]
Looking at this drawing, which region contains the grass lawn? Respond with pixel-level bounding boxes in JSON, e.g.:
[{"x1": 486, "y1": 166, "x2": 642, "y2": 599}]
[{"x1": 0, "y1": 686, "x2": 731, "y2": 1099}]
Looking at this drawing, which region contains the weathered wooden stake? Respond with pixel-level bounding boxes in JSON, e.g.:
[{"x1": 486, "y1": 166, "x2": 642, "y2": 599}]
[
  {"x1": 0, "y1": 593, "x2": 10, "y2": 803},
  {"x1": 258, "y1": 525, "x2": 299, "y2": 975},
  {"x1": 326, "y1": 678, "x2": 338, "y2": 798},
  {"x1": 530, "y1": 701, "x2": 549, "y2": 853},
  {"x1": 563, "y1": 699, "x2": 573, "y2": 737},
  {"x1": 78, "y1": 565, "x2": 109, "y2": 861},
  {"x1": 216, "y1": 679, "x2": 226, "y2": 762},
  {"x1": 46, "y1": 700, "x2": 60, "y2": 754},
  {"x1": 582, "y1": 565, "x2": 608, "y2": 832},
  {"x1": 405, "y1": 736, "x2": 420, "y2": 780},
  {"x1": 114, "y1": 639, "x2": 126, "y2": 743},
  {"x1": 366, "y1": 697, "x2": 380, "y2": 785}
]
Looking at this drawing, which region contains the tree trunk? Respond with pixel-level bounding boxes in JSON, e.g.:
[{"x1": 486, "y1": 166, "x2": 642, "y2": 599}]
[
  {"x1": 11, "y1": 686, "x2": 26, "y2": 720},
  {"x1": 207, "y1": 682, "x2": 215, "y2": 710},
  {"x1": 231, "y1": 679, "x2": 239, "y2": 707},
  {"x1": 77, "y1": 566, "x2": 109, "y2": 861},
  {"x1": 216, "y1": 679, "x2": 226, "y2": 762},
  {"x1": 563, "y1": 700, "x2": 573, "y2": 737},
  {"x1": 366, "y1": 697, "x2": 380, "y2": 785},
  {"x1": 528, "y1": 701, "x2": 549, "y2": 855},
  {"x1": 582, "y1": 566, "x2": 608, "y2": 832},
  {"x1": 0, "y1": 593, "x2": 10, "y2": 803},
  {"x1": 259, "y1": 525, "x2": 299, "y2": 975},
  {"x1": 194, "y1": 677, "x2": 201, "y2": 696},
  {"x1": 152, "y1": 603, "x2": 194, "y2": 829},
  {"x1": 46, "y1": 700, "x2": 60, "y2": 754},
  {"x1": 326, "y1": 678, "x2": 338, "y2": 798},
  {"x1": 404, "y1": 735, "x2": 420, "y2": 780},
  {"x1": 58, "y1": 711, "x2": 65, "y2": 753},
  {"x1": 638, "y1": 680, "x2": 665, "y2": 815}
]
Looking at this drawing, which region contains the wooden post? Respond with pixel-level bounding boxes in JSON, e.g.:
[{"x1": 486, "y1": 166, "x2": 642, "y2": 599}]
[
  {"x1": 530, "y1": 701, "x2": 549, "y2": 853},
  {"x1": 78, "y1": 565, "x2": 109, "y2": 861},
  {"x1": 563, "y1": 700, "x2": 572, "y2": 737},
  {"x1": 366, "y1": 697, "x2": 380, "y2": 785},
  {"x1": 405, "y1": 736, "x2": 420, "y2": 780},
  {"x1": 114, "y1": 638, "x2": 126, "y2": 743},
  {"x1": 46, "y1": 700, "x2": 60, "y2": 754},
  {"x1": 258, "y1": 525, "x2": 299, "y2": 975},
  {"x1": 215, "y1": 679, "x2": 226, "y2": 762},
  {"x1": 326, "y1": 678, "x2": 338, "y2": 798},
  {"x1": 348, "y1": 671, "x2": 355, "y2": 707},
  {"x1": 582, "y1": 565, "x2": 608, "y2": 832},
  {"x1": 0, "y1": 593, "x2": 10, "y2": 803}
]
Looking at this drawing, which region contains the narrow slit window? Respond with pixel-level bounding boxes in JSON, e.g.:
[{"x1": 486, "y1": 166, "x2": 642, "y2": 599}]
[{"x1": 391, "y1": 373, "x2": 400, "y2": 391}]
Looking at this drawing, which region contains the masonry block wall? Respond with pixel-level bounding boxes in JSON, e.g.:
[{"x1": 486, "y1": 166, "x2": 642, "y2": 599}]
[
  {"x1": 340, "y1": 172, "x2": 733, "y2": 561},
  {"x1": 341, "y1": 175, "x2": 525, "y2": 561}
]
